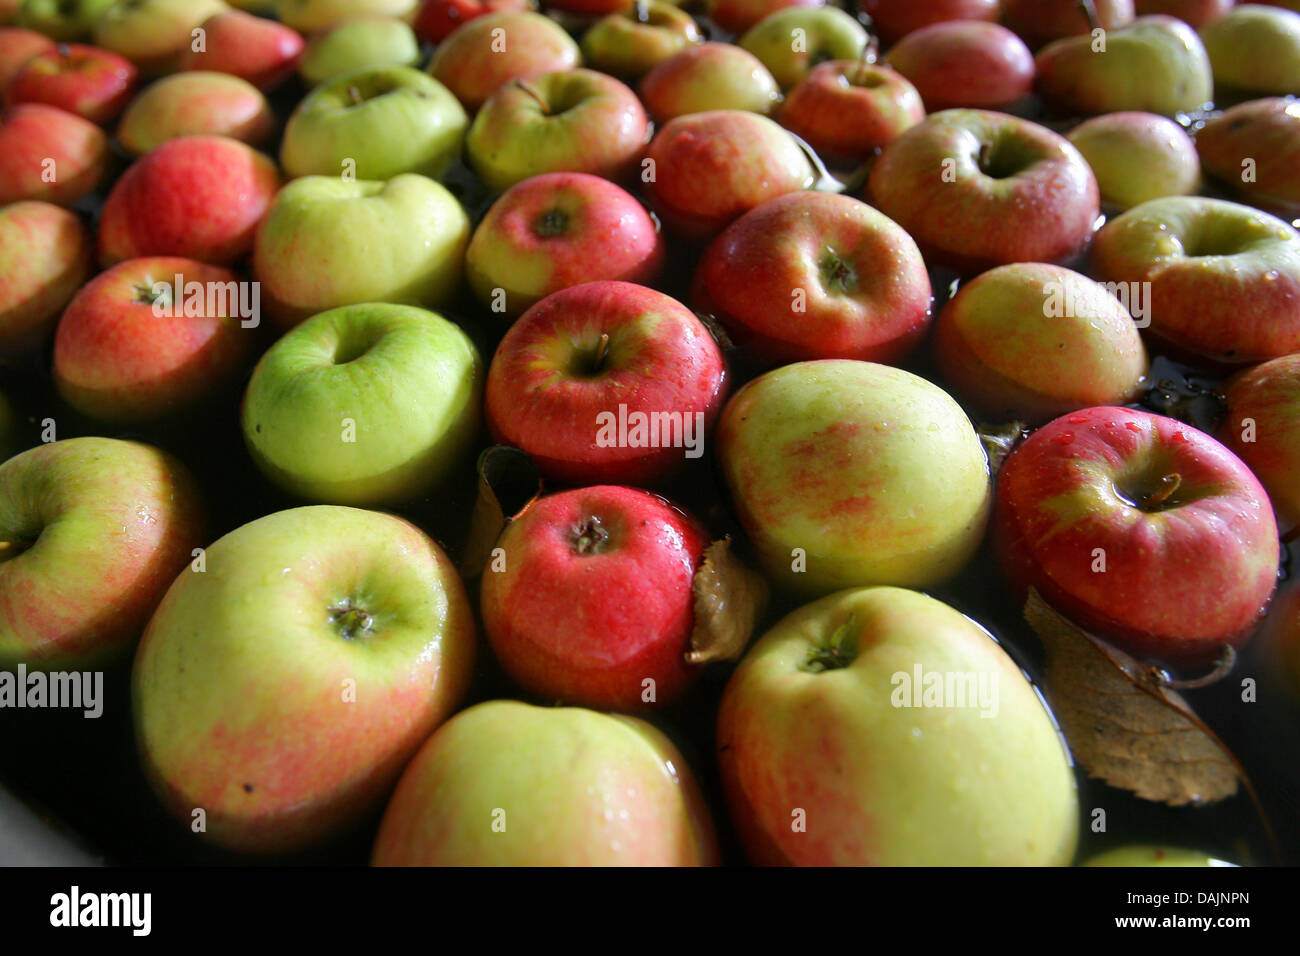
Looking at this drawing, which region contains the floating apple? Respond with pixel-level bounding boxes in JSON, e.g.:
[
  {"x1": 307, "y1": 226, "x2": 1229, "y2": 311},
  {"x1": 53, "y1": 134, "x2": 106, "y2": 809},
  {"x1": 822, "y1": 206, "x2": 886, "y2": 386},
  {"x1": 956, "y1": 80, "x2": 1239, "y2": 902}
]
[
  {"x1": 581, "y1": 1, "x2": 701, "y2": 80},
  {"x1": 116, "y1": 71, "x2": 275, "y2": 155},
  {"x1": 738, "y1": 5, "x2": 868, "y2": 90},
  {"x1": 638, "y1": 42, "x2": 781, "y2": 122},
  {"x1": 861, "y1": 0, "x2": 998, "y2": 44},
  {"x1": 0, "y1": 102, "x2": 109, "y2": 206},
  {"x1": 1001, "y1": 0, "x2": 1134, "y2": 49},
  {"x1": 1218, "y1": 352, "x2": 1300, "y2": 529},
  {"x1": 1197, "y1": 98, "x2": 1300, "y2": 214},
  {"x1": 413, "y1": 0, "x2": 534, "y2": 43},
  {"x1": 427, "y1": 11, "x2": 579, "y2": 113},
  {"x1": 1200, "y1": 3, "x2": 1300, "y2": 96},
  {"x1": 0, "y1": 27, "x2": 54, "y2": 86},
  {"x1": 298, "y1": 16, "x2": 419, "y2": 88},
  {"x1": 0, "y1": 199, "x2": 92, "y2": 355},
  {"x1": 1066, "y1": 111, "x2": 1200, "y2": 210},
  {"x1": 886, "y1": 21, "x2": 1034, "y2": 111},
  {"x1": 175, "y1": 9, "x2": 305, "y2": 91}
]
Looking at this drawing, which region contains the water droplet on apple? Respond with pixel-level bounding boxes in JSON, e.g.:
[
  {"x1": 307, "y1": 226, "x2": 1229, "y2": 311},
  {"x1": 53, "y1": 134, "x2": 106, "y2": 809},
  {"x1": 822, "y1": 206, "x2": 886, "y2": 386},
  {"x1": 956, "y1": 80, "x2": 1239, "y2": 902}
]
[
  {"x1": 1052, "y1": 432, "x2": 1074, "y2": 446},
  {"x1": 1068, "y1": 415, "x2": 1088, "y2": 424}
]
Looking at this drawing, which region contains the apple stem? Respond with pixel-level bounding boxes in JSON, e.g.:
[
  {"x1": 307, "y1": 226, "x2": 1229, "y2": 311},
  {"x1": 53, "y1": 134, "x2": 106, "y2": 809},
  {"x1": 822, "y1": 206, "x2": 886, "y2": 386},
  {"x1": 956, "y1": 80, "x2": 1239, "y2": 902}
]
[
  {"x1": 1141, "y1": 473, "x2": 1182, "y2": 509},
  {"x1": 347, "y1": 86, "x2": 364, "y2": 107},
  {"x1": 1078, "y1": 0, "x2": 1100, "y2": 32},
  {"x1": 0, "y1": 539, "x2": 29, "y2": 559},
  {"x1": 514, "y1": 80, "x2": 550, "y2": 115},
  {"x1": 572, "y1": 516, "x2": 609, "y2": 555},
  {"x1": 592, "y1": 332, "x2": 610, "y2": 373},
  {"x1": 1150, "y1": 645, "x2": 1237, "y2": 690}
]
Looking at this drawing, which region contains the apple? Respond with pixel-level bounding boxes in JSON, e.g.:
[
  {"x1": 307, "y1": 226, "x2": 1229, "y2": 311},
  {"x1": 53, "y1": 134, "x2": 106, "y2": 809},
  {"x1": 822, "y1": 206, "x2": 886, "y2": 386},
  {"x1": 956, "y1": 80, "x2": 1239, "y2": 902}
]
[
  {"x1": 1217, "y1": 352, "x2": 1300, "y2": 529},
  {"x1": 1197, "y1": 98, "x2": 1300, "y2": 214},
  {"x1": 866, "y1": 109, "x2": 1100, "y2": 274},
  {"x1": 276, "y1": 0, "x2": 417, "y2": 33},
  {"x1": 93, "y1": 0, "x2": 228, "y2": 73},
  {"x1": 98, "y1": 135, "x2": 280, "y2": 268},
  {"x1": 707, "y1": 0, "x2": 820, "y2": 36},
  {"x1": 0, "y1": 27, "x2": 53, "y2": 86},
  {"x1": 53, "y1": 257, "x2": 255, "y2": 422},
  {"x1": 176, "y1": 9, "x2": 305, "y2": 91},
  {"x1": 1201, "y1": 4, "x2": 1300, "y2": 96},
  {"x1": 427, "y1": 11, "x2": 580, "y2": 113},
  {"x1": 1001, "y1": 0, "x2": 1135, "y2": 49},
  {"x1": 253, "y1": 174, "x2": 470, "y2": 328},
  {"x1": 0, "y1": 437, "x2": 204, "y2": 670},
  {"x1": 466, "y1": 171, "x2": 665, "y2": 317},
  {"x1": 638, "y1": 42, "x2": 781, "y2": 122},
  {"x1": 0, "y1": 200, "x2": 92, "y2": 355},
  {"x1": 1135, "y1": 0, "x2": 1234, "y2": 28},
  {"x1": 1081, "y1": 845, "x2": 1236, "y2": 866},
  {"x1": 299, "y1": 17, "x2": 418, "y2": 87},
  {"x1": 692, "y1": 191, "x2": 932, "y2": 365},
  {"x1": 116, "y1": 72, "x2": 274, "y2": 155},
  {"x1": 0, "y1": 102, "x2": 109, "y2": 206},
  {"x1": 134, "y1": 504, "x2": 476, "y2": 854},
  {"x1": 16, "y1": 0, "x2": 115, "y2": 41},
  {"x1": 861, "y1": 0, "x2": 998, "y2": 44},
  {"x1": 5, "y1": 42, "x2": 137, "y2": 125},
  {"x1": 717, "y1": 586, "x2": 1079, "y2": 865},
  {"x1": 413, "y1": 0, "x2": 534, "y2": 43},
  {"x1": 1066, "y1": 111, "x2": 1200, "y2": 210},
  {"x1": 467, "y1": 69, "x2": 649, "y2": 192},
  {"x1": 242, "y1": 303, "x2": 482, "y2": 505},
  {"x1": 886, "y1": 21, "x2": 1034, "y2": 111},
  {"x1": 481, "y1": 486, "x2": 709, "y2": 711},
  {"x1": 581, "y1": 1, "x2": 701, "y2": 80},
  {"x1": 737, "y1": 5, "x2": 868, "y2": 90},
  {"x1": 716, "y1": 360, "x2": 991, "y2": 595},
  {"x1": 484, "y1": 280, "x2": 727, "y2": 484},
  {"x1": 281, "y1": 66, "x2": 467, "y2": 181},
  {"x1": 0, "y1": 0, "x2": 15, "y2": 20},
  {"x1": 643, "y1": 110, "x2": 815, "y2": 241},
  {"x1": 932, "y1": 263, "x2": 1149, "y2": 425},
  {"x1": 777, "y1": 60, "x2": 923, "y2": 167},
  {"x1": 1090, "y1": 196, "x2": 1300, "y2": 364},
  {"x1": 372, "y1": 700, "x2": 720, "y2": 865}
]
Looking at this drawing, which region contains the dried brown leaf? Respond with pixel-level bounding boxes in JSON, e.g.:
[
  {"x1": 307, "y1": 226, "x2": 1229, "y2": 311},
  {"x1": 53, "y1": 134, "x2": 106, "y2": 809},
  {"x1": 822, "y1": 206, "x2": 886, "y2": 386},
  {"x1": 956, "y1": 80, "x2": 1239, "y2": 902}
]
[
  {"x1": 686, "y1": 538, "x2": 769, "y2": 665},
  {"x1": 458, "y1": 445, "x2": 542, "y2": 580}
]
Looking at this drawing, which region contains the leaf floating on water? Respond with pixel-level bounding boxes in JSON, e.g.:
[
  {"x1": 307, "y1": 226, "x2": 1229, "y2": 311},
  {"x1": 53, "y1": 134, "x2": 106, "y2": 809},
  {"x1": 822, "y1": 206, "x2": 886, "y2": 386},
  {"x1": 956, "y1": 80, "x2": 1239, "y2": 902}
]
[
  {"x1": 458, "y1": 445, "x2": 542, "y2": 580},
  {"x1": 686, "y1": 538, "x2": 769, "y2": 666}
]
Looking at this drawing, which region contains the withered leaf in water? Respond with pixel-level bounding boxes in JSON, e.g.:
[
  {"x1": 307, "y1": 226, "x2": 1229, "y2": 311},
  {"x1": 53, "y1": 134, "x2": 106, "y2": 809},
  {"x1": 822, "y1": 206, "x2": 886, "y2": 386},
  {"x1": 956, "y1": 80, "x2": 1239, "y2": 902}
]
[
  {"x1": 686, "y1": 538, "x2": 769, "y2": 665},
  {"x1": 458, "y1": 445, "x2": 542, "y2": 580},
  {"x1": 1024, "y1": 589, "x2": 1242, "y2": 807}
]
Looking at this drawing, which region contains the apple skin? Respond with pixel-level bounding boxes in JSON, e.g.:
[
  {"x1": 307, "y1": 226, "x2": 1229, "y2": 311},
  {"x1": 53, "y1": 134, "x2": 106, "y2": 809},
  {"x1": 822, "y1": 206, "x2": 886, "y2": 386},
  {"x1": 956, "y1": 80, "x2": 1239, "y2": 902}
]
[
  {"x1": 413, "y1": 0, "x2": 534, "y2": 43},
  {"x1": 717, "y1": 586, "x2": 1079, "y2": 866},
  {"x1": 5, "y1": 42, "x2": 137, "y2": 125},
  {"x1": 53, "y1": 257, "x2": 255, "y2": 423},
  {"x1": 1081, "y1": 845, "x2": 1235, "y2": 866},
  {"x1": 1001, "y1": 0, "x2": 1135, "y2": 49},
  {"x1": 716, "y1": 360, "x2": 991, "y2": 596},
  {"x1": 0, "y1": 437, "x2": 204, "y2": 670},
  {"x1": 995, "y1": 406, "x2": 1280, "y2": 667},
  {"x1": 708, "y1": 0, "x2": 821, "y2": 36},
  {"x1": 16, "y1": 0, "x2": 115, "y2": 41},
  {"x1": 277, "y1": 0, "x2": 417, "y2": 33},
  {"x1": 133, "y1": 504, "x2": 476, "y2": 855},
  {"x1": 862, "y1": 0, "x2": 998, "y2": 44},
  {"x1": 0, "y1": 103, "x2": 110, "y2": 207},
  {"x1": 1067, "y1": 111, "x2": 1200, "y2": 210},
  {"x1": 0, "y1": 200, "x2": 92, "y2": 355},
  {"x1": 281, "y1": 66, "x2": 467, "y2": 182},
  {"x1": 175, "y1": 10, "x2": 305, "y2": 91},
  {"x1": 116, "y1": 72, "x2": 274, "y2": 155},
  {"x1": 1218, "y1": 353, "x2": 1300, "y2": 529},
  {"x1": 887, "y1": 21, "x2": 1035, "y2": 112},
  {"x1": 372, "y1": 700, "x2": 720, "y2": 866},
  {"x1": 932, "y1": 263, "x2": 1149, "y2": 425},
  {"x1": 481, "y1": 485, "x2": 710, "y2": 711},
  {"x1": 98, "y1": 135, "x2": 280, "y2": 268},
  {"x1": 484, "y1": 280, "x2": 727, "y2": 485},
  {"x1": 0, "y1": 27, "x2": 54, "y2": 86},
  {"x1": 738, "y1": 5, "x2": 868, "y2": 90},
  {"x1": 866, "y1": 109, "x2": 1101, "y2": 275},
  {"x1": 638, "y1": 42, "x2": 781, "y2": 122},
  {"x1": 643, "y1": 110, "x2": 815, "y2": 242},
  {"x1": 242, "y1": 303, "x2": 482, "y2": 505},
  {"x1": 298, "y1": 16, "x2": 419, "y2": 87},
  {"x1": 427, "y1": 11, "x2": 580, "y2": 113},
  {"x1": 1197, "y1": 98, "x2": 1300, "y2": 213},
  {"x1": 252, "y1": 174, "x2": 470, "y2": 329},
  {"x1": 778, "y1": 61, "x2": 923, "y2": 166},
  {"x1": 466, "y1": 171, "x2": 665, "y2": 317},
  {"x1": 1200, "y1": 4, "x2": 1300, "y2": 96},
  {"x1": 581, "y1": 1, "x2": 701, "y2": 80},
  {"x1": 1090, "y1": 196, "x2": 1300, "y2": 364},
  {"x1": 692, "y1": 191, "x2": 932, "y2": 365},
  {"x1": 93, "y1": 0, "x2": 228, "y2": 74},
  {"x1": 1136, "y1": 0, "x2": 1234, "y2": 27}
]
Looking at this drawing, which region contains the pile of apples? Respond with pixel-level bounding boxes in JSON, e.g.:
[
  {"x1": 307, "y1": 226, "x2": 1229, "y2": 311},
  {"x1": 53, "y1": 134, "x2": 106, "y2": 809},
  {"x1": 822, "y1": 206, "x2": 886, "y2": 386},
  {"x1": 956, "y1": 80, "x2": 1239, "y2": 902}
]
[{"x1": 1, "y1": 0, "x2": 1298, "y2": 867}]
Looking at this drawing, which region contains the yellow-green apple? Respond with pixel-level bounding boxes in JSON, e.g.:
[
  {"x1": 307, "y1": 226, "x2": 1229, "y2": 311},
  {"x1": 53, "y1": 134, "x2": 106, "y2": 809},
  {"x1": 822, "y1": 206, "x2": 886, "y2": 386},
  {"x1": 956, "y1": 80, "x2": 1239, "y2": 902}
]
[
  {"x1": 707, "y1": 0, "x2": 819, "y2": 36},
  {"x1": 298, "y1": 16, "x2": 418, "y2": 87},
  {"x1": 1217, "y1": 352, "x2": 1300, "y2": 529},
  {"x1": 17, "y1": 0, "x2": 115, "y2": 41},
  {"x1": 481, "y1": 486, "x2": 710, "y2": 711},
  {"x1": 277, "y1": 0, "x2": 416, "y2": 32},
  {"x1": 1067, "y1": 111, "x2": 1200, "y2": 210},
  {"x1": 1201, "y1": 3, "x2": 1300, "y2": 96},
  {"x1": 94, "y1": 0, "x2": 228, "y2": 73},
  {"x1": 133, "y1": 504, "x2": 475, "y2": 854},
  {"x1": 413, "y1": 0, "x2": 534, "y2": 43},
  {"x1": 5, "y1": 42, "x2": 137, "y2": 125},
  {"x1": 484, "y1": 280, "x2": 726, "y2": 484},
  {"x1": 581, "y1": 1, "x2": 701, "y2": 80},
  {"x1": 372, "y1": 700, "x2": 720, "y2": 865},
  {"x1": 98, "y1": 135, "x2": 280, "y2": 267},
  {"x1": 1136, "y1": 0, "x2": 1234, "y2": 27},
  {"x1": 280, "y1": 66, "x2": 467, "y2": 181},
  {"x1": 1081, "y1": 845, "x2": 1236, "y2": 865},
  {"x1": 53, "y1": 257, "x2": 255, "y2": 422},
  {"x1": 1196, "y1": 98, "x2": 1300, "y2": 214},
  {"x1": 253, "y1": 174, "x2": 469, "y2": 328},
  {"x1": 466, "y1": 172, "x2": 665, "y2": 318},
  {"x1": 242, "y1": 303, "x2": 481, "y2": 505},
  {"x1": 0, "y1": 103, "x2": 109, "y2": 206},
  {"x1": 716, "y1": 360, "x2": 991, "y2": 594},
  {"x1": 175, "y1": 9, "x2": 305, "y2": 90},
  {"x1": 116, "y1": 72, "x2": 274, "y2": 155},
  {"x1": 638, "y1": 42, "x2": 780, "y2": 122},
  {"x1": 862, "y1": 0, "x2": 998, "y2": 44},
  {"x1": 738, "y1": 6, "x2": 867, "y2": 90},
  {"x1": 932, "y1": 263, "x2": 1149, "y2": 425},
  {"x1": 1035, "y1": 15, "x2": 1214, "y2": 116},
  {"x1": 692, "y1": 191, "x2": 931, "y2": 365},
  {"x1": 1090, "y1": 196, "x2": 1300, "y2": 363},
  {"x1": 0, "y1": 27, "x2": 53, "y2": 85},
  {"x1": 777, "y1": 60, "x2": 923, "y2": 167},
  {"x1": 995, "y1": 405, "x2": 1279, "y2": 666},
  {"x1": 643, "y1": 110, "x2": 815, "y2": 241},
  {"x1": 0, "y1": 200, "x2": 92, "y2": 355},
  {"x1": 0, "y1": 437, "x2": 203, "y2": 670},
  {"x1": 427, "y1": 11, "x2": 579, "y2": 113},
  {"x1": 717, "y1": 586, "x2": 1079, "y2": 865},
  {"x1": 866, "y1": 109, "x2": 1100, "y2": 274},
  {"x1": 887, "y1": 21, "x2": 1034, "y2": 111},
  {"x1": 1001, "y1": 0, "x2": 1134, "y2": 48},
  {"x1": 466, "y1": 69, "x2": 649, "y2": 192}
]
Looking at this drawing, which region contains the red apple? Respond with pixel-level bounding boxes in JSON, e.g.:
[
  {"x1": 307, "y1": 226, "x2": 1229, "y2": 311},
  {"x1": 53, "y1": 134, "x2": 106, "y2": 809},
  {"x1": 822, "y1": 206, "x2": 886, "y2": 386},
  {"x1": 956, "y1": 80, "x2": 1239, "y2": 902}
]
[
  {"x1": 0, "y1": 103, "x2": 109, "y2": 206},
  {"x1": 5, "y1": 42, "x2": 137, "y2": 125},
  {"x1": 778, "y1": 60, "x2": 923, "y2": 167},
  {"x1": 1135, "y1": 0, "x2": 1234, "y2": 27},
  {"x1": 1218, "y1": 352, "x2": 1300, "y2": 529},
  {"x1": 116, "y1": 71, "x2": 275, "y2": 156},
  {"x1": 1001, "y1": 0, "x2": 1135, "y2": 48},
  {"x1": 996, "y1": 405, "x2": 1280, "y2": 666},
  {"x1": 0, "y1": 27, "x2": 54, "y2": 87},
  {"x1": 861, "y1": 0, "x2": 998, "y2": 43},
  {"x1": 638, "y1": 41, "x2": 781, "y2": 122},
  {"x1": 708, "y1": 0, "x2": 821, "y2": 36},
  {"x1": 175, "y1": 10, "x2": 305, "y2": 91},
  {"x1": 886, "y1": 21, "x2": 1035, "y2": 111},
  {"x1": 1196, "y1": 97, "x2": 1300, "y2": 215},
  {"x1": 428, "y1": 11, "x2": 580, "y2": 113},
  {"x1": 0, "y1": 200, "x2": 92, "y2": 355},
  {"x1": 413, "y1": 0, "x2": 534, "y2": 42}
]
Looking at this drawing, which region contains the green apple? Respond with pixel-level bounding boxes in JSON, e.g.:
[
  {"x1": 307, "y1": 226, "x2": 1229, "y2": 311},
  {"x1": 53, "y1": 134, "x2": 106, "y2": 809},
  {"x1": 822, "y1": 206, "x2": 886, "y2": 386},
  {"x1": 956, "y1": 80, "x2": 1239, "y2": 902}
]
[
  {"x1": 638, "y1": 41, "x2": 781, "y2": 122},
  {"x1": 281, "y1": 65, "x2": 467, "y2": 181},
  {"x1": 94, "y1": 0, "x2": 228, "y2": 73},
  {"x1": 133, "y1": 504, "x2": 477, "y2": 854},
  {"x1": 1067, "y1": 111, "x2": 1200, "y2": 209},
  {"x1": 253, "y1": 174, "x2": 470, "y2": 328},
  {"x1": 298, "y1": 16, "x2": 419, "y2": 88},
  {"x1": 739, "y1": 6, "x2": 869, "y2": 90},
  {"x1": 277, "y1": 0, "x2": 416, "y2": 33},
  {"x1": 17, "y1": 0, "x2": 115, "y2": 41},
  {"x1": 718, "y1": 586, "x2": 1079, "y2": 865},
  {"x1": 580, "y1": 1, "x2": 701, "y2": 79},
  {"x1": 1200, "y1": 3, "x2": 1300, "y2": 96},
  {"x1": 715, "y1": 360, "x2": 991, "y2": 596},
  {"x1": 372, "y1": 700, "x2": 720, "y2": 865},
  {"x1": 1081, "y1": 845, "x2": 1237, "y2": 866},
  {"x1": 116, "y1": 72, "x2": 274, "y2": 155},
  {"x1": 242, "y1": 303, "x2": 482, "y2": 505}
]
